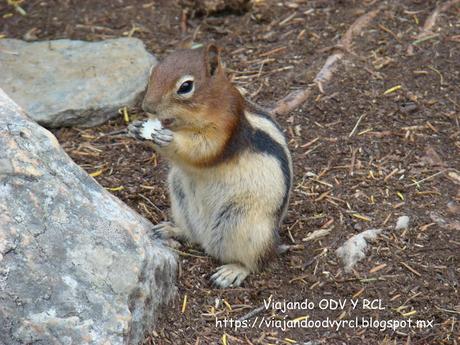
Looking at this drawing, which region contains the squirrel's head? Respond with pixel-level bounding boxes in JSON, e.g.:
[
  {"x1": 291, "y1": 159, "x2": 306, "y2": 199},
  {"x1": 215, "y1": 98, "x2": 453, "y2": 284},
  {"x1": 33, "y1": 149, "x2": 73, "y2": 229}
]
[{"x1": 142, "y1": 44, "x2": 244, "y2": 132}]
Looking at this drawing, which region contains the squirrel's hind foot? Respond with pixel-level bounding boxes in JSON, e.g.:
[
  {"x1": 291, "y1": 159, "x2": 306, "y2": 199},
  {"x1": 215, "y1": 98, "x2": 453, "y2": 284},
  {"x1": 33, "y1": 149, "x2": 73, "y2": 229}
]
[
  {"x1": 152, "y1": 221, "x2": 182, "y2": 239},
  {"x1": 151, "y1": 222, "x2": 185, "y2": 248},
  {"x1": 211, "y1": 263, "x2": 250, "y2": 288}
]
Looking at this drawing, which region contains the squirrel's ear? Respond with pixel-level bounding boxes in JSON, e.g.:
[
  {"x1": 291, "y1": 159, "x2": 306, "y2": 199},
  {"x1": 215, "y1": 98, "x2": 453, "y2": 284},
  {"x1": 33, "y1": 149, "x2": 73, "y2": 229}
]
[{"x1": 205, "y1": 44, "x2": 222, "y2": 77}]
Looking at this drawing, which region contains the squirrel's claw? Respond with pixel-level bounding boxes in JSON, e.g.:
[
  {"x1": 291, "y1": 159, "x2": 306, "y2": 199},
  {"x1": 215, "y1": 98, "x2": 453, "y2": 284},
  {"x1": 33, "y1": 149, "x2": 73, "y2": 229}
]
[
  {"x1": 127, "y1": 120, "x2": 146, "y2": 140},
  {"x1": 151, "y1": 128, "x2": 173, "y2": 147},
  {"x1": 151, "y1": 221, "x2": 175, "y2": 239},
  {"x1": 151, "y1": 222, "x2": 184, "y2": 249}
]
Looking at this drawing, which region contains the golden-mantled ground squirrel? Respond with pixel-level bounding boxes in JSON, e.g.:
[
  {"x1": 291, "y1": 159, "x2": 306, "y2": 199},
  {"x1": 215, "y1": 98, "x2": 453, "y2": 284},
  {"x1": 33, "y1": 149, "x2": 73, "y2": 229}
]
[{"x1": 128, "y1": 44, "x2": 292, "y2": 288}]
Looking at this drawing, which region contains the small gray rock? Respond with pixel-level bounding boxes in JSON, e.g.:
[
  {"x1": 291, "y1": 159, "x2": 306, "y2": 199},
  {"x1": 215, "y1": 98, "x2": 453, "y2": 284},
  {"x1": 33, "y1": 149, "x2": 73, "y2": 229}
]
[
  {"x1": 395, "y1": 215, "x2": 410, "y2": 230},
  {"x1": 0, "y1": 89, "x2": 177, "y2": 345},
  {"x1": 336, "y1": 229, "x2": 382, "y2": 272},
  {"x1": 0, "y1": 38, "x2": 156, "y2": 128}
]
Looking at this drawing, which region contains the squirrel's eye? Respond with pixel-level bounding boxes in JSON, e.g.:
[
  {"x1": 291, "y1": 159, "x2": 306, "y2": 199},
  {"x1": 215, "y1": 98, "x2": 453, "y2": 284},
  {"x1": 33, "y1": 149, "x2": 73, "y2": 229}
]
[{"x1": 177, "y1": 80, "x2": 194, "y2": 95}]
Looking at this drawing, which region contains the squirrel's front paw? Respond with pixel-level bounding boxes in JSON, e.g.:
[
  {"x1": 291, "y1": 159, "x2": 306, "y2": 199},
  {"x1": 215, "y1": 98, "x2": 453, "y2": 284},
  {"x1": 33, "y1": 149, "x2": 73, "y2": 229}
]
[
  {"x1": 127, "y1": 120, "x2": 151, "y2": 140},
  {"x1": 128, "y1": 119, "x2": 173, "y2": 147},
  {"x1": 151, "y1": 127, "x2": 173, "y2": 147}
]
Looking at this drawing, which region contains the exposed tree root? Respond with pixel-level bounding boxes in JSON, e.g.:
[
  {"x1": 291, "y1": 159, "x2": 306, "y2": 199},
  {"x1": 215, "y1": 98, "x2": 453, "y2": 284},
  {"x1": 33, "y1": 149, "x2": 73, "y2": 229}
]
[
  {"x1": 271, "y1": 8, "x2": 381, "y2": 116},
  {"x1": 407, "y1": 0, "x2": 460, "y2": 55}
]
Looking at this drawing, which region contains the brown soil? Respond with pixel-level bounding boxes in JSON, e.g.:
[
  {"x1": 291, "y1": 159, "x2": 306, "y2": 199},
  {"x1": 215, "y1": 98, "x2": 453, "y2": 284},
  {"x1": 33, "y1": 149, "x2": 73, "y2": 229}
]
[{"x1": 1, "y1": 1, "x2": 459, "y2": 344}]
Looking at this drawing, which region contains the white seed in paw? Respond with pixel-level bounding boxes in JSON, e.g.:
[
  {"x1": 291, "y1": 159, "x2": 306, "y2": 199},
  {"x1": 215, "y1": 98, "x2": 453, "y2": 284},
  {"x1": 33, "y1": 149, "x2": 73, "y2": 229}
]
[{"x1": 140, "y1": 119, "x2": 162, "y2": 139}]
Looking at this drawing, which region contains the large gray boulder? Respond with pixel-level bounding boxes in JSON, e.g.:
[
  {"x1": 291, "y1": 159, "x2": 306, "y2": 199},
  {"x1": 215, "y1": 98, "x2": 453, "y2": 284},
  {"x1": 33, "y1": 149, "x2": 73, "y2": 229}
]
[
  {"x1": 0, "y1": 38, "x2": 156, "y2": 128},
  {"x1": 0, "y1": 89, "x2": 177, "y2": 345}
]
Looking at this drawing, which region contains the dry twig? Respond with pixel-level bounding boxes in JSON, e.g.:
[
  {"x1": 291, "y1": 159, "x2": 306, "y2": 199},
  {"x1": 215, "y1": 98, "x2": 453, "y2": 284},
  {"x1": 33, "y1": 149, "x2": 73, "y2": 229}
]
[{"x1": 271, "y1": 7, "x2": 381, "y2": 116}]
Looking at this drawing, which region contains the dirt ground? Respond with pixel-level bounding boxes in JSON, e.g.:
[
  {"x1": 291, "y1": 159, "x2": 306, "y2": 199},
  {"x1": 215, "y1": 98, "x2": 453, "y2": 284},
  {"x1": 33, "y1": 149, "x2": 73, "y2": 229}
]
[{"x1": 1, "y1": 0, "x2": 459, "y2": 344}]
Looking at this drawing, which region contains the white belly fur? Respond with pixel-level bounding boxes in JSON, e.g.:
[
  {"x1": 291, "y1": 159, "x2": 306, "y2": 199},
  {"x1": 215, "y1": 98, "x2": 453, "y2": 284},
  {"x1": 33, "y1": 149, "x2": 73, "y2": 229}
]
[{"x1": 169, "y1": 150, "x2": 285, "y2": 269}]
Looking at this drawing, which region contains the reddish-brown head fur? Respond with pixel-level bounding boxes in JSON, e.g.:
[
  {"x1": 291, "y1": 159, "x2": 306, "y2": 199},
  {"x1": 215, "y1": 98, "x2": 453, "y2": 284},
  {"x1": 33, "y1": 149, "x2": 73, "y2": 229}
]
[
  {"x1": 142, "y1": 45, "x2": 244, "y2": 131},
  {"x1": 142, "y1": 44, "x2": 245, "y2": 166}
]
